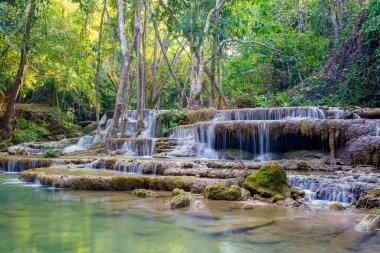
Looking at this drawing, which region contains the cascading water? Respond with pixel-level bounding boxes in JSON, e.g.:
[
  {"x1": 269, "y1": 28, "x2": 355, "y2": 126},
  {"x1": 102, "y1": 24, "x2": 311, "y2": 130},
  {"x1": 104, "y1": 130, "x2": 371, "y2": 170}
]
[
  {"x1": 170, "y1": 107, "x2": 328, "y2": 160},
  {"x1": 288, "y1": 173, "x2": 380, "y2": 204},
  {"x1": 231, "y1": 107, "x2": 325, "y2": 120},
  {"x1": 64, "y1": 110, "x2": 159, "y2": 156}
]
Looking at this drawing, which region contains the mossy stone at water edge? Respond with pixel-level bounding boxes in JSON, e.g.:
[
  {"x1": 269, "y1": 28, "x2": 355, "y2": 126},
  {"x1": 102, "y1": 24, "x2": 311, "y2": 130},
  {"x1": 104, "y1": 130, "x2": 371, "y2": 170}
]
[
  {"x1": 168, "y1": 189, "x2": 191, "y2": 209},
  {"x1": 132, "y1": 189, "x2": 157, "y2": 198},
  {"x1": 172, "y1": 188, "x2": 186, "y2": 196},
  {"x1": 203, "y1": 183, "x2": 242, "y2": 201},
  {"x1": 244, "y1": 162, "x2": 290, "y2": 198}
]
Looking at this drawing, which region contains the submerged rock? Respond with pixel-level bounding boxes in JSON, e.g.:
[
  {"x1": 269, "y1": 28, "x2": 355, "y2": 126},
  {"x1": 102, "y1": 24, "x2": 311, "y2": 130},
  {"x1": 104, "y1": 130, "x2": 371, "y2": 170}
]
[
  {"x1": 244, "y1": 162, "x2": 290, "y2": 198},
  {"x1": 203, "y1": 183, "x2": 242, "y2": 201},
  {"x1": 354, "y1": 214, "x2": 380, "y2": 232},
  {"x1": 328, "y1": 202, "x2": 345, "y2": 210},
  {"x1": 356, "y1": 188, "x2": 380, "y2": 209},
  {"x1": 132, "y1": 189, "x2": 157, "y2": 198}
]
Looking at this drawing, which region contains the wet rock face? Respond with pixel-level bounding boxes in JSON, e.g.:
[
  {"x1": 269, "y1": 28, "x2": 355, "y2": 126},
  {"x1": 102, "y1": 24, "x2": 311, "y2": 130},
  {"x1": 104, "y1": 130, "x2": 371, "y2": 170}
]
[
  {"x1": 356, "y1": 188, "x2": 380, "y2": 209},
  {"x1": 244, "y1": 162, "x2": 290, "y2": 198},
  {"x1": 343, "y1": 136, "x2": 380, "y2": 168},
  {"x1": 203, "y1": 183, "x2": 242, "y2": 201}
]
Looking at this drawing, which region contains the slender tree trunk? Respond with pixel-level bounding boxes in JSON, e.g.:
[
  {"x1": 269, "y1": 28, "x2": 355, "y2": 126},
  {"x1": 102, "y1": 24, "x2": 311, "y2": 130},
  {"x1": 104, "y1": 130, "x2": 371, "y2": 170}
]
[
  {"x1": 151, "y1": 35, "x2": 158, "y2": 109},
  {"x1": 188, "y1": 0, "x2": 226, "y2": 110},
  {"x1": 150, "y1": 4, "x2": 186, "y2": 109},
  {"x1": 141, "y1": 0, "x2": 147, "y2": 110},
  {"x1": 330, "y1": 0, "x2": 340, "y2": 46},
  {"x1": 1, "y1": 0, "x2": 35, "y2": 132},
  {"x1": 136, "y1": 0, "x2": 144, "y2": 131},
  {"x1": 106, "y1": 0, "x2": 138, "y2": 142},
  {"x1": 94, "y1": 0, "x2": 106, "y2": 135},
  {"x1": 210, "y1": 7, "x2": 220, "y2": 108}
]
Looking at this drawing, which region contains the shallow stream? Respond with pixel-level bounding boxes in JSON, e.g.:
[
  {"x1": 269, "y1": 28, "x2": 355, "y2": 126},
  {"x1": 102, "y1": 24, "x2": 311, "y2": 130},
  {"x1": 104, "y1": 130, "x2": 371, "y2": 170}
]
[{"x1": 0, "y1": 173, "x2": 379, "y2": 253}]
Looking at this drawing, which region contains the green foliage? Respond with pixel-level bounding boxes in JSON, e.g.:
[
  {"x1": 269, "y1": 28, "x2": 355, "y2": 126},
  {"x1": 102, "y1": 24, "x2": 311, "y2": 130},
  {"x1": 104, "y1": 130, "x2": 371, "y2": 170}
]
[
  {"x1": 372, "y1": 209, "x2": 380, "y2": 215},
  {"x1": 13, "y1": 118, "x2": 50, "y2": 143},
  {"x1": 158, "y1": 110, "x2": 188, "y2": 136}
]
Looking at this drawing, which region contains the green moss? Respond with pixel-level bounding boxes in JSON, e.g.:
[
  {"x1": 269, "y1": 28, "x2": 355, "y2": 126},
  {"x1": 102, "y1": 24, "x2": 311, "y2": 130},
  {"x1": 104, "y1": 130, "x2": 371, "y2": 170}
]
[
  {"x1": 203, "y1": 183, "x2": 242, "y2": 201},
  {"x1": 328, "y1": 203, "x2": 345, "y2": 210},
  {"x1": 132, "y1": 189, "x2": 157, "y2": 198},
  {"x1": 244, "y1": 162, "x2": 290, "y2": 198},
  {"x1": 172, "y1": 188, "x2": 186, "y2": 196},
  {"x1": 168, "y1": 193, "x2": 191, "y2": 209}
]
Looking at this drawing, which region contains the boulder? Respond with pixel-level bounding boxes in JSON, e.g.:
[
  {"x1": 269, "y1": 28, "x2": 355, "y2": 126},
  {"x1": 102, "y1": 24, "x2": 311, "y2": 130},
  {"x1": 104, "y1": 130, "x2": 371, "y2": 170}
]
[
  {"x1": 328, "y1": 202, "x2": 345, "y2": 210},
  {"x1": 291, "y1": 187, "x2": 306, "y2": 200},
  {"x1": 203, "y1": 183, "x2": 242, "y2": 201},
  {"x1": 132, "y1": 189, "x2": 157, "y2": 198},
  {"x1": 354, "y1": 214, "x2": 380, "y2": 232},
  {"x1": 356, "y1": 188, "x2": 380, "y2": 209},
  {"x1": 168, "y1": 192, "x2": 191, "y2": 209},
  {"x1": 244, "y1": 162, "x2": 290, "y2": 198}
]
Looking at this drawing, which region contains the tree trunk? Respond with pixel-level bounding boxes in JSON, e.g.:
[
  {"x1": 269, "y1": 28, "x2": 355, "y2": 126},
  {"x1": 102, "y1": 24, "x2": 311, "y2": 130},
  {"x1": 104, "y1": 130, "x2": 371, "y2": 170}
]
[
  {"x1": 330, "y1": 0, "x2": 339, "y2": 46},
  {"x1": 151, "y1": 34, "x2": 158, "y2": 109},
  {"x1": 188, "y1": 0, "x2": 226, "y2": 110},
  {"x1": 141, "y1": 0, "x2": 148, "y2": 110},
  {"x1": 210, "y1": 7, "x2": 220, "y2": 108},
  {"x1": 150, "y1": 4, "x2": 186, "y2": 109},
  {"x1": 136, "y1": 0, "x2": 144, "y2": 131},
  {"x1": 94, "y1": 0, "x2": 106, "y2": 135},
  {"x1": 1, "y1": 0, "x2": 35, "y2": 132},
  {"x1": 106, "y1": 0, "x2": 138, "y2": 142}
]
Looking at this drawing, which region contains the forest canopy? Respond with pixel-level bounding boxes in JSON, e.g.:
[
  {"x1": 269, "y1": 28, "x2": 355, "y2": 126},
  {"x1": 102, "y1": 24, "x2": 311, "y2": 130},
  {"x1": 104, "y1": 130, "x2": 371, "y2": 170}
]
[{"x1": 0, "y1": 0, "x2": 379, "y2": 126}]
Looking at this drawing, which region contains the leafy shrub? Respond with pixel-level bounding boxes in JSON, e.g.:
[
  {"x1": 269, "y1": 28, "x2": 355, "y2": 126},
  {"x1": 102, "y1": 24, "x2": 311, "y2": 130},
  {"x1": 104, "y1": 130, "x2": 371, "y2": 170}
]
[
  {"x1": 13, "y1": 118, "x2": 50, "y2": 143},
  {"x1": 13, "y1": 130, "x2": 38, "y2": 143},
  {"x1": 158, "y1": 110, "x2": 187, "y2": 136}
]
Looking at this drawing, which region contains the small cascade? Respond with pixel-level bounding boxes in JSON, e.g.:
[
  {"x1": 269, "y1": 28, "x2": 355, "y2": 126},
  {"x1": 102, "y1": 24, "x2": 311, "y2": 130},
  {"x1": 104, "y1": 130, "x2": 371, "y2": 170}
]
[
  {"x1": 113, "y1": 161, "x2": 143, "y2": 174},
  {"x1": 121, "y1": 138, "x2": 156, "y2": 157},
  {"x1": 63, "y1": 135, "x2": 101, "y2": 153},
  {"x1": 230, "y1": 107, "x2": 325, "y2": 120},
  {"x1": 0, "y1": 159, "x2": 48, "y2": 173},
  {"x1": 65, "y1": 110, "x2": 159, "y2": 156},
  {"x1": 288, "y1": 173, "x2": 380, "y2": 204}
]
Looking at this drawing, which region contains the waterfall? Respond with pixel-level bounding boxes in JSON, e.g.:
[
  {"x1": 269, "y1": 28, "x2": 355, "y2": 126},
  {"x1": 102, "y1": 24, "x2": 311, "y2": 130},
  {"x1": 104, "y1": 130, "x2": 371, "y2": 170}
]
[
  {"x1": 288, "y1": 174, "x2": 379, "y2": 204},
  {"x1": 65, "y1": 110, "x2": 159, "y2": 156},
  {"x1": 231, "y1": 107, "x2": 325, "y2": 120}
]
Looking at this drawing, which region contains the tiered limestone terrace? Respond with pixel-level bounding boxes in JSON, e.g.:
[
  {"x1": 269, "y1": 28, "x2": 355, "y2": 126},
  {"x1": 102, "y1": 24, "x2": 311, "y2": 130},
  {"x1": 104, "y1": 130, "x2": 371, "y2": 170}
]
[{"x1": 1, "y1": 106, "x2": 380, "y2": 208}]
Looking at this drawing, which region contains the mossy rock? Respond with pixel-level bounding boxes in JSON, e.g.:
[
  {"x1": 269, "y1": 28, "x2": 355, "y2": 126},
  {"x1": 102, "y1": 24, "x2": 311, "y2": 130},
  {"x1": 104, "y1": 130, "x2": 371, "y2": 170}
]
[
  {"x1": 172, "y1": 188, "x2": 186, "y2": 196},
  {"x1": 244, "y1": 162, "x2": 290, "y2": 198},
  {"x1": 168, "y1": 193, "x2": 191, "y2": 209},
  {"x1": 356, "y1": 188, "x2": 380, "y2": 209},
  {"x1": 90, "y1": 141, "x2": 106, "y2": 150},
  {"x1": 132, "y1": 189, "x2": 157, "y2": 198},
  {"x1": 328, "y1": 202, "x2": 345, "y2": 210},
  {"x1": 203, "y1": 183, "x2": 242, "y2": 201}
]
